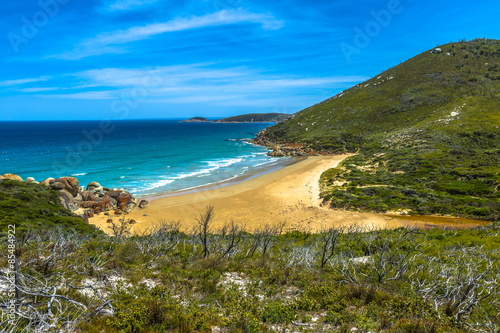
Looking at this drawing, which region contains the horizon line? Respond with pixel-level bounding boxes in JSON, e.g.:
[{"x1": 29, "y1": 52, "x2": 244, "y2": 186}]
[{"x1": 0, "y1": 115, "x2": 293, "y2": 122}]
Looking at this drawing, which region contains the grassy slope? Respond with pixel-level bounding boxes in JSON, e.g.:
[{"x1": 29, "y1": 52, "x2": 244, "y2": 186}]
[
  {"x1": 262, "y1": 39, "x2": 500, "y2": 220},
  {"x1": 265, "y1": 39, "x2": 500, "y2": 147},
  {"x1": 0, "y1": 179, "x2": 101, "y2": 235}
]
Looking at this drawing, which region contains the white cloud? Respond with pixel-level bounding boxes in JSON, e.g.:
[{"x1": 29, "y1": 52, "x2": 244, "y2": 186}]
[
  {"x1": 104, "y1": 0, "x2": 158, "y2": 12},
  {"x1": 0, "y1": 76, "x2": 51, "y2": 87},
  {"x1": 72, "y1": 64, "x2": 247, "y2": 87},
  {"x1": 53, "y1": 9, "x2": 284, "y2": 60},
  {"x1": 17, "y1": 87, "x2": 59, "y2": 93},
  {"x1": 71, "y1": 66, "x2": 368, "y2": 90},
  {"x1": 41, "y1": 91, "x2": 113, "y2": 100},
  {"x1": 29, "y1": 64, "x2": 368, "y2": 106}
]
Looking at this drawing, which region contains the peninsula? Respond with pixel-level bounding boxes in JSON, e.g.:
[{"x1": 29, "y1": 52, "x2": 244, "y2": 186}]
[{"x1": 180, "y1": 112, "x2": 291, "y2": 123}]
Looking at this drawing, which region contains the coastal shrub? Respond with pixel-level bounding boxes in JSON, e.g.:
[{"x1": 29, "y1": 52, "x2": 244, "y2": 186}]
[
  {"x1": 319, "y1": 145, "x2": 500, "y2": 220},
  {"x1": 261, "y1": 302, "x2": 297, "y2": 324},
  {"x1": 0, "y1": 179, "x2": 101, "y2": 236}
]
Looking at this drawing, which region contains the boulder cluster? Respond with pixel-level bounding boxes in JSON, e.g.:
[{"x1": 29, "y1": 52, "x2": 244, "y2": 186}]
[
  {"x1": 250, "y1": 128, "x2": 330, "y2": 157},
  {"x1": 1, "y1": 174, "x2": 149, "y2": 219}
]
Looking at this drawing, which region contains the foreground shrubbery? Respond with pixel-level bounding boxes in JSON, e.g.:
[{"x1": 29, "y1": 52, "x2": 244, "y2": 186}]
[{"x1": 1, "y1": 212, "x2": 499, "y2": 332}]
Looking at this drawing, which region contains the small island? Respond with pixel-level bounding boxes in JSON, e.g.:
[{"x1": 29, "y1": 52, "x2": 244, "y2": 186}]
[{"x1": 180, "y1": 117, "x2": 211, "y2": 123}]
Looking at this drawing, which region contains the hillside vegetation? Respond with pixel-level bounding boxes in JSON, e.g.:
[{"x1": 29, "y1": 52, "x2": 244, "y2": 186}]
[{"x1": 260, "y1": 39, "x2": 500, "y2": 220}]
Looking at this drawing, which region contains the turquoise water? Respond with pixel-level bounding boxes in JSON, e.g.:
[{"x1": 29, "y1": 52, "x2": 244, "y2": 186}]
[{"x1": 0, "y1": 120, "x2": 286, "y2": 196}]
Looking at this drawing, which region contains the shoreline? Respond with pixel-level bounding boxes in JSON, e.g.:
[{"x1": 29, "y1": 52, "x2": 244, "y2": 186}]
[
  {"x1": 143, "y1": 156, "x2": 303, "y2": 201},
  {"x1": 88, "y1": 155, "x2": 490, "y2": 234}
]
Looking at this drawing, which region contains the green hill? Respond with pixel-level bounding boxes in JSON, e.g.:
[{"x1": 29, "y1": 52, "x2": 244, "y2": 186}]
[
  {"x1": 256, "y1": 39, "x2": 500, "y2": 220},
  {"x1": 215, "y1": 112, "x2": 291, "y2": 123}
]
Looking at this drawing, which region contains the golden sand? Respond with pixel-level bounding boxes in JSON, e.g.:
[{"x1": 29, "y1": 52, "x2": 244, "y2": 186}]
[{"x1": 88, "y1": 155, "x2": 489, "y2": 234}]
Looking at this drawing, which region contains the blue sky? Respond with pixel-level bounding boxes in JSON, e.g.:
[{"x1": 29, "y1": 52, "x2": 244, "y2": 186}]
[{"x1": 0, "y1": 0, "x2": 498, "y2": 120}]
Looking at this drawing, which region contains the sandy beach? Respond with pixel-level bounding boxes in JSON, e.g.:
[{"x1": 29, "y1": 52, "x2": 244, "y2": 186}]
[{"x1": 88, "y1": 155, "x2": 489, "y2": 234}]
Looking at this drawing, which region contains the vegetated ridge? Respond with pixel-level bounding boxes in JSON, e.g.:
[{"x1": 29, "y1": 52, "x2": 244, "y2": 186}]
[{"x1": 253, "y1": 39, "x2": 500, "y2": 220}]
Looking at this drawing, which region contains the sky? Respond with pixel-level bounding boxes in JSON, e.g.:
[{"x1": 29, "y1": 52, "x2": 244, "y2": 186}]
[{"x1": 0, "y1": 0, "x2": 498, "y2": 120}]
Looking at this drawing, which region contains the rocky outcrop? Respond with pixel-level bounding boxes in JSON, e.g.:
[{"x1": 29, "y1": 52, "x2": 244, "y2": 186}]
[
  {"x1": 84, "y1": 210, "x2": 94, "y2": 218},
  {"x1": 102, "y1": 195, "x2": 117, "y2": 207},
  {"x1": 80, "y1": 191, "x2": 94, "y2": 202},
  {"x1": 74, "y1": 193, "x2": 83, "y2": 205},
  {"x1": 3, "y1": 174, "x2": 23, "y2": 181},
  {"x1": 86, "y1": 181, "x2": 101, "y2": 191},
  {"x1": 76, "y1": 187, "x2": 138, "y2": 216},
  {"x1": 40, "y1": 178, "x2": 54, "y2": 186},
  {"x1": 59, "y1": 189, "x2": 76, "y2": 211},
  {"x1": 26, "y1": 177, "x2": 39, "y2": 184},
  {"x1": 250, "y1": 128, "x2": 330, "y2": 157},
  {"x1": 106, "y1": 190, "x2": 122, "y2": 199},
  {"x1": 86, "y1": 182, "x2": 107, "y2": 196},
  {"x1": 138, "y1": 200, "x2": 150, "y2": 208},
  {"x1": 269, "y1": 149, "x2": 286, "y2": 157},
  {"x1": 4, "y1": 173, "x2": 145, "y2": 220},
  {"x1": 42, "y1": 176, "x2": 140, "y2": 215},
  {"x1": 50, "y1": 177, "x2": 80, "y2": 196}
]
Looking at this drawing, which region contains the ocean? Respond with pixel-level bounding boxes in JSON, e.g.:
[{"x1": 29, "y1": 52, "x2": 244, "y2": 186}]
[{"x1": 0, "y1": 120, "x2": 288, "y2": 197}]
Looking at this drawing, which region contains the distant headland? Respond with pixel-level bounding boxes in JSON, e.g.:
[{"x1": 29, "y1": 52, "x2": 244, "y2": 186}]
[
  {"x1": 181, "y1": 113, "x2": 291, "y2": 123},
  {"x1": 180, "y1": 117, "x2": 211, "y2": 123}
]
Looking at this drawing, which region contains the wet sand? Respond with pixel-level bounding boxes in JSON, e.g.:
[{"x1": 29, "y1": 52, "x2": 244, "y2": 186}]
[{"x1": 88, "y1": 155, "x2": 490, "y2": 234}]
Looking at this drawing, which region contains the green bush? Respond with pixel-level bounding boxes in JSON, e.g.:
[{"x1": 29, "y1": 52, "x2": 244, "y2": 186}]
[{"x1": 0, "y1": 179, "x2": 101, "y2": 236}]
